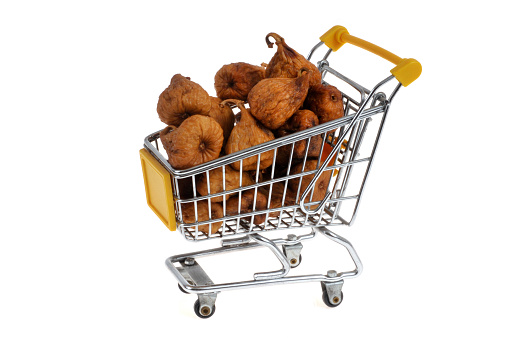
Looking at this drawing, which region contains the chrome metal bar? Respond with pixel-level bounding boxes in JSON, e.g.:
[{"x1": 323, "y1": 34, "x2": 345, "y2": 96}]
[
  {"x1": 170, "y1": 271, "x2": 354, "y2": 294},
  {"x1": 349, "y1": 107, "x2": 390, "y2": 225},
  {"x1": 307, "y1": 41, "x2": 324, "y2": 60},
  {"x1": 221, "y1": 166, "x2": 227, "y2": 236},
  {"x1": 322, "y1": 48, "x2": 333, "y2": 61},
  {"x1": 316, "y1": 226, "x2": 363, "y2": 279},
  {"x1": 249, "y1": 233, "x2": 291, "y2": 280},
  {"x1": 333, "y1": 116, "x2": 372, "y2": 217},
  {"x1": 389, "y1": 82, "x2": 402, "y2": 103},
  {"x1": 264, "y1": 148, "x2": 276, "y2": 230}
]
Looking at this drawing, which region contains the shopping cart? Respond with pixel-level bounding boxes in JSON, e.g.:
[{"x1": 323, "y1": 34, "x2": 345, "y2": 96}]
[{"x1": 140, "y1": 25, "x2": 421, "y2": 318}]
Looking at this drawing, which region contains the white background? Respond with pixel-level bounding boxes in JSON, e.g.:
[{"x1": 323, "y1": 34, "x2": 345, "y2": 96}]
[{"x1": 1, "y1": 0, "x2": 508, "y2": 337}]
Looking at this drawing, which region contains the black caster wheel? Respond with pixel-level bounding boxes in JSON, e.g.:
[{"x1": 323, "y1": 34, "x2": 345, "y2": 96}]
[
  {"x1": 194, "y1": 299, "x2": 216, "y2": 319},
  {"x1": 289, "y1": 254, "x2": 302, "y2": 268},
  {"x1": 322, "y1": 290, "x2": 343, "y2": 307},
  {"x1": 178, "y1": 284, "x2": 189, "y2": 294}
]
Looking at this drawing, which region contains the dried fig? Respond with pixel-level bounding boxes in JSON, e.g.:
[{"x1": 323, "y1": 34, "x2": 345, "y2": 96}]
[
  {"x1": 208, "y1": 97, "x2": 235, "y2": 148},
  {"x1": 289, "y1": 160, "x2": 333, "y2": 208},
  {"x1": 214, "y1": 62, "x2": 265, "y2": 101},
  {"x1": 265, "y1": 33, "x2": 322, "y2": 87},
  {"x1": 157, "y1": 74, "x2": 212, "y2": 126},
  {"x1": 196, "y1": 165, "x2": 255, "y2": 203},
  {"x1": 225, "y1": 189, "x2": 268, "y2": 225},
  {"x1": 224, "y1": 99, "x2": 275, "y2": 171},
  {"x1": 180, "y1": 201, "x2": 223, "y2": 234},
  {"x1": 163, "y1": 115, "x2": 223, "y2": 170},
  {"x1": 260, "y1": 182, "x2": 297, "y2": 217},
  {"x1": 304, "y1": 83, "x2": 344, "y2": 125},
  {"x1": 275, "y1": 109, "x2": 323, "y2": 165},
  {"x1": 159, "y1": 125, "x2": 173, "y2": 151},
  {"x1": 248, "y1": 70, "x2": 311, "y2": 130}
]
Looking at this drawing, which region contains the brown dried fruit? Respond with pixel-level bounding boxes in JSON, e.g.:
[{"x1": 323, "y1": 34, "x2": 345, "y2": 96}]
[
  {"x1": 181, "y1": 201, "x2": 223, "y2": 234},
  {"x1": 163, "y1": 115, "x2": 223, "y2": 170},
  {"x1": 157, "y1": 74, "x2": 212, "y2": 126},
  {"x1": 208, "y1": 97, "x2": 235, "y2": 148},
  {"x1": 225, "y1": 189, "x2": 268, "y2": 225},
  {"x1": 304, "y1": 83, "x2": 344, "y2": 125},
  {"x1": 260, "y1": 182, "x2": 297, "y2": 217},
  {"x1": 265, "y1": 33, "x2": 322, "y2": 87},
  {"x1": 248, "y1": 70, "x2": 311, "y2": 130},
  {"x1": 289, "y1": 160, "x2": 333, "y2": 208},
  {"x1": 224, "y1": 99, "x2": 275, "y2": 171},
  {"x1": 196, "y1": 165, "x2": 255, "y2": 203},
  {"x1": 214, "y1": 62, "x2": 265, "y2": 101},
  {"x1": 275, "y1": 110, "x2": 323, "y2": 165},
  {"x1": 159, "y1": 125, "x2": 173, "y2": 151}
]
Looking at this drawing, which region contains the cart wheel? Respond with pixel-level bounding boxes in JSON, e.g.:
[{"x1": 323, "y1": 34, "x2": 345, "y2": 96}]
[
  {"x1": 322, "y1": 290, "x2": 343, "y2": 308},
  {"x1": 194, "y1": 299, "x2": 216, "y2": 319},
  {"x1": 289, "y1": 254, "x2": 302, "y2": 268},
  {"x1": 178, "y1": 284, "x2": 189, "y2": 294}
]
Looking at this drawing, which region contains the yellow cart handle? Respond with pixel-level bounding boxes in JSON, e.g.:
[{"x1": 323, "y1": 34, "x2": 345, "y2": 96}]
[{"x1": 320, "y1": 26, "x2": 421, "y2": 87}]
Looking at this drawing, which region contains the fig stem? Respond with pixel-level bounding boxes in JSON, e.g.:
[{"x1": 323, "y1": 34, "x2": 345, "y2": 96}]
[
  {"x1": 298, "y1": 67, "x2": 309, "y2": 77},
  {"x1": 220, "y1": 99, "x2": 248, "y2": 115},
  {"x1": 265, "y1": 32, "x2": 284, "y2": 48},
  {"x1": 221, "y1": 99, "x2": 243, "y2": 108}
]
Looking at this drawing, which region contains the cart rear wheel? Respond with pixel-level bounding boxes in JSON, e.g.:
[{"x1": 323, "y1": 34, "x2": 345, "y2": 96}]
[
  {"x1": 194, "y1": 299, "x2": 216, "y2": 318},
  {"x1": 289, "y1": 254, "x2": 302, "y2": 268},
  {"x1": 322, "y1": 290, "x2": 343, "y2": 307}
]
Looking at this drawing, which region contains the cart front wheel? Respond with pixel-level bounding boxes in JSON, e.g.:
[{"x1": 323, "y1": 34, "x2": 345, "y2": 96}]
[
  {"x1": 322, "y1": 290, "x2": 343, "y2": 308},
  {"x1": 194, "y1": 299, "x2": 216, "y2": 318}
]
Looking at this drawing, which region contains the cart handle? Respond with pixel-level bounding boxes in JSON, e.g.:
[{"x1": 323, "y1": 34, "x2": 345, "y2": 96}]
[{"x1": 320, "y1": 25, "x2": 421, "y2": 87}]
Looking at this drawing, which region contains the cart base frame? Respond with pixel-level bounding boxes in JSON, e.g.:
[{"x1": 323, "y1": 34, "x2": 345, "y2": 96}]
[{"x1": 166, "y1": 226, "x2": 363, "y2": 318}]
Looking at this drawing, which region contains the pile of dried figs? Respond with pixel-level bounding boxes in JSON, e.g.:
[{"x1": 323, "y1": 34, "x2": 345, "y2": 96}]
[{"x1": 156, "y1": 33, "x2": 345, "y2": 234}]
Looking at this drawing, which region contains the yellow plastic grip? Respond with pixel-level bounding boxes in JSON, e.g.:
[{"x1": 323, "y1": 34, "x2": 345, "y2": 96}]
[
  {"x1": 140, "y1": 148, "x2": 176, "y2": 231},
  {"x1": 320, "y1": 25, "x2": 421, "y2": 87}
]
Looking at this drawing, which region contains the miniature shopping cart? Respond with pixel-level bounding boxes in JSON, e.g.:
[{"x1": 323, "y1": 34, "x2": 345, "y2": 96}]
[{"x1": 140, "y1": 25, "x2": 421, "y2": 318}]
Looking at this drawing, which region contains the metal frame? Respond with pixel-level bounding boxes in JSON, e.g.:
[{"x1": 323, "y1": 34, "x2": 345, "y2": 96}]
[{"x1": 167, "y1": 227, "x2": 362, "y2": 290}]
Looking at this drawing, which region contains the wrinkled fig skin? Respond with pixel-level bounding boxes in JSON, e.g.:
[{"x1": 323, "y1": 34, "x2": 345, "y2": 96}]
[
  {"x1": 224, "y1": 100, "x2": 275, "y2": 171},
  {"x1": 208, "y1": 97, "x2": 235, "y2": 148},
  {"x1": 289, "y1": 159, "x2": 332, "y2": 208},
  {"x1": 259, "y1": 183, "x2": 297, "y2": 217},
  {"x1": 265, "y1": 33, "x2": 322, "y2": 87},
  {"x1": 214, "y1": 63, "x2": 265, "y2": 101},
  {"x1": 157, "y1": 74, "x2": 212, "y2": 126},
  {"x1": 225, "y1": 189, "x2": 268, "y2": 225},
  {"x1": 248, "y1": 72, "x2": 311, "y2": 130},
  {"x1": 159, "y1": 125, "x2": 174, "y2": 153},
  {"x1": 304, "y1": 83, "x2": 344, "y2": 125},
  {"x1": 196, "y1": 165, "x2": 255, "y2": 203},
  {"x1": 164, "y1": 115, "x2": 223, "y2": 170},
  {"x1": 181, "y1": 201, "x2": 223, "y2": 234},
  {"x1": 275, "y1": 110, "x2": 323, "y2": 165}
]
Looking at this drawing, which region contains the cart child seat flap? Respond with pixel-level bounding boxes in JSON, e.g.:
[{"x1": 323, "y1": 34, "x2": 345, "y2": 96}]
[{"x1": 140, "y1": 148, "x2": 177, "y2": 231}]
